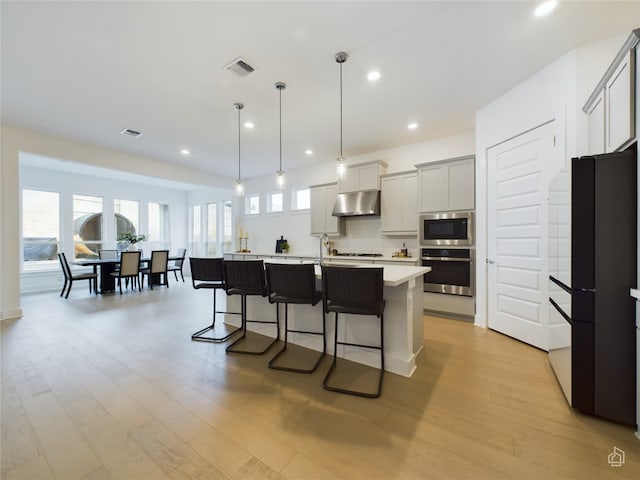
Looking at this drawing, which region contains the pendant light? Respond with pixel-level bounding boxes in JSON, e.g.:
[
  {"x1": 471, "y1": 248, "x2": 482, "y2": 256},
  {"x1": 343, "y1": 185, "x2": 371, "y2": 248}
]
[
  {"x1": 234, "y1": 102, "x2": 244, "y2": 196},
  {"x1": 275, "y1": 81, "x2": 286, "y2": 189},
  {"x1": 335, "y1": 51, "x2": 348, "y2": 180}
]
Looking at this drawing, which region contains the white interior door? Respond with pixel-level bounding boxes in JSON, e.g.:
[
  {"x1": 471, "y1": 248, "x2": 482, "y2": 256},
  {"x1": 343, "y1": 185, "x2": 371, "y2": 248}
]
[{"x1": 487, "y1": 121, "x2": 556, "y2": 350}]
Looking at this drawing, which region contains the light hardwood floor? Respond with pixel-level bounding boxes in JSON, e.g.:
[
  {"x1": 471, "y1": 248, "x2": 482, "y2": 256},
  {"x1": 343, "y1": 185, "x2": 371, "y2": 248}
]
[{"x1": 2, "y1": 281, "x2": 639, "y2": 479}]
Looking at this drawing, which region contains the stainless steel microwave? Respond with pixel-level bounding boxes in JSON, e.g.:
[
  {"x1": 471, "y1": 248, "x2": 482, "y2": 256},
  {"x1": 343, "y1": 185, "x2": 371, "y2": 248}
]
[{"x1": 419, "y1": 211, "x2": 474, "y2": 246}]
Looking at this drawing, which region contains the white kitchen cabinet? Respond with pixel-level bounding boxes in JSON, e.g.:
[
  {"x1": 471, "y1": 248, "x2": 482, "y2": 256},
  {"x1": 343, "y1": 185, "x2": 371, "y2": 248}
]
[
  {"x1": 310, "y1": 183, "x2": 344, "y2": 236},
  {"x1": 416, "y1": 155, "x2": 475, "y2": 213},
  {"x1": 375, "y1": 259, "x2": 419, "y2": 266},
  {"x1": 423, "y1": 292, "x2": 475, "y2": 317},
  {"x1": 324, "y1": 257, "x2": 419, "y2": 266},
  {"x1": 606, "y1": 49, "x2": 635, "y2": 153},
  {"x1": 380, "y1": 171, "x2": 417, "y2": 235},
  {"x1": 338, "y1": 160, "x2": 387, "y2": 193},
  {"x1": 586, "y1": 90, "x2": 605, "y2": 155},
  {"x1": 323, "y1": 258, "x2": 365, "y2": 266},
  {"x1": 584, "y1": 30, "x2": 639, "y2": 154}
]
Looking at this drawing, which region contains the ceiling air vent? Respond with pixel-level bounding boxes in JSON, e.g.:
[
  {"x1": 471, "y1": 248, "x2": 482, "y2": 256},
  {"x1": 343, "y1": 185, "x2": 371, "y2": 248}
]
[
  {"x1": 223, "y1": 56, "x2": 255, "y2": 77},
  {"x1": 120, "y1": 128, "x2": 143, "y2": 137}
]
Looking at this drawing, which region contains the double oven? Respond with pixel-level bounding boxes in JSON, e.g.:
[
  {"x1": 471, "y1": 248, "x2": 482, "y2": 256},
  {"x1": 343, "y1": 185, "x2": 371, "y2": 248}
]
[{"x1": 419, "y1": 211, "x2": 474, "y2": 297}]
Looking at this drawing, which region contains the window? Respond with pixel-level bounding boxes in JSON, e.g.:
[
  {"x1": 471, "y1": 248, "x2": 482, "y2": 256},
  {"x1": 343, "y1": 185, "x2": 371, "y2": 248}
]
[
  {"x1": 245, "y1": 194, "x2": 260, "y2": 215},
  {"x1": 114, "y1": 198, "x2": 140, "y2": 241},
  {"x1": 190, "y1": 205, "x2": 202, "y2": 256},
  {"x1": 148, "y1": 202, "x2": 169, "y2": 250},
  {"x1": 22, "y1": 189, "x2": 60, "y2": 265},
  {"x1": 222, "y1": 200, "x2": 233, "y2": 253},
  {"x1": 206, "y1": 202, "x2": 217, "y2": 256},
  {"x1": 73, "y1": 194, "x2": 103, "y2": 258},
  {"x1": 292, "y1": 187, "x2": 310, "y2": 211},
  {"x1": 267, "y1": 191, "x2": 284, "y2": 213}
]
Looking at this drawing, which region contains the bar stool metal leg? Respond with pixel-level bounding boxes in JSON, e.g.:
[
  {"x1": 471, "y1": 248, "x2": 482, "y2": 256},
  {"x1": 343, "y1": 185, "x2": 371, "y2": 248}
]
[
  {"x1": 191, "y1": 288, "x2": 242, "y2": 343},
  {"x1": 226, "y1": 294, "x2": 280, "y2": 355},
  {"x1": 322, "y1": 311, "x2": 384, "y2": 399},
  {"x1": 268, "y1": 303, "x2": 326, "y2": 373}
]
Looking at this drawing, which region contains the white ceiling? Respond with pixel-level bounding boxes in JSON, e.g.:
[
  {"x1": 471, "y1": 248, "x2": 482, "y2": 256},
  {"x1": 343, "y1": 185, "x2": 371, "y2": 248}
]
[{"x1": 2, "y1": 1, "x2": 639, "y2": 184}]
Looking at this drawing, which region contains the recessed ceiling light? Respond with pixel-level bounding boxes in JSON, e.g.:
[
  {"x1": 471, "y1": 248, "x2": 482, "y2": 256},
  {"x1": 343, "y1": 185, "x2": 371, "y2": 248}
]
[
  {"x1": 180, "y1": 149, "x2": 190, "y2": 155},
  {"x1": 305, "y1": 149, "x2": 313, "y2": 156},
  {"x1": 534, "y1": 0, "x2": 557, "y2": 17},
  {"x1": 367, "y1": 70, "x2": 381, "y2": 82},
  {"x1": 407, "y1": 123, "x2": 418, "y2": 130},
  {"x1": 244, "y1": 122, "x2": 254, "y2": 129}
]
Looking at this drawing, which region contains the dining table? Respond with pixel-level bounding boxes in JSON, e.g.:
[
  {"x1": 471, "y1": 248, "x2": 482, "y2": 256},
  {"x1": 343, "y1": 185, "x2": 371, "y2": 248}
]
[{"x1": 72, "y1": 255, "x2": 180, "y2": 293}]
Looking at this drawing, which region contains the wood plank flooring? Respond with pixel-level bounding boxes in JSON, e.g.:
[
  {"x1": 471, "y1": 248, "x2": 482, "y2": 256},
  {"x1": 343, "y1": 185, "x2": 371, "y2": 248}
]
[{"x1": 2, "y1": 282, "x2": 639, "y2": 479}]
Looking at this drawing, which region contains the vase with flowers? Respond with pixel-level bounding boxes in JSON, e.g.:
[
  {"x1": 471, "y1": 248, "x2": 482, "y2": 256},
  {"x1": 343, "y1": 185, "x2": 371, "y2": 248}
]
[{"x1": 117, "y1": 232, "x2": 147, "y2": 252}]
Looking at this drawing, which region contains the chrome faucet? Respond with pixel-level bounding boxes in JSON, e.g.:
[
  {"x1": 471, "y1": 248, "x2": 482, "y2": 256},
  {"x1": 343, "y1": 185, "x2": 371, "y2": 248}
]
[{"x1": 319, "y1": 233, "x2": 329, "y2": 265}]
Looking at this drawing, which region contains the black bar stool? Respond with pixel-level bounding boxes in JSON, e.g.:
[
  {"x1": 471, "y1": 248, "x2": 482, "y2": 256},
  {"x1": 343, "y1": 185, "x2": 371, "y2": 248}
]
[
  {"x1": 224, "y1": 260, "x2": 279, "y2": 355},
  {"x1": 190, "y1": 257, "x2": 242, "y2": 343},
  {"x1": 321, "y1": 265, "x2": 386, "y2": 398},
  {"x1": 265, "y1": 262, "x2": 325, "y2": 373}
]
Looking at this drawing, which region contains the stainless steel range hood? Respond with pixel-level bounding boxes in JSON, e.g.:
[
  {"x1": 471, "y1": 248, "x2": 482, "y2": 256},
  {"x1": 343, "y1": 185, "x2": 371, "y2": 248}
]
[{"x1": 332, "y1": 190, "x2": 380, "y2": 217}]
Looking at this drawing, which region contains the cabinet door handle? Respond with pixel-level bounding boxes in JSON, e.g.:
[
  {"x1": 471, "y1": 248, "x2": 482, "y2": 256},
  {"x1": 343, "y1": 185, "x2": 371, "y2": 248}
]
[{"x1": 486, "y1": 259, "x2": 496, "y2": 264}]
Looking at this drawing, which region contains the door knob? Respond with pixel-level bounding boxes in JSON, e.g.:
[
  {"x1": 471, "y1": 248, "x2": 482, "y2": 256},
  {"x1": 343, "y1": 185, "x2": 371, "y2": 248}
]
[{"x1": 486, "y1": 259, "x2": 495, "y2": 264}]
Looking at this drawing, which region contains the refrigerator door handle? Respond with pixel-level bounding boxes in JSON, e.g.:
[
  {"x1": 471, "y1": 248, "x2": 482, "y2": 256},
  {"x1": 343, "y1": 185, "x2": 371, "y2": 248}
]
[
  {"x1": 549, "y1": 297, "x2": 572, "y2": 325},
  {"x1": 549, "y1": 275, "x2": 572, "y2": 294}
]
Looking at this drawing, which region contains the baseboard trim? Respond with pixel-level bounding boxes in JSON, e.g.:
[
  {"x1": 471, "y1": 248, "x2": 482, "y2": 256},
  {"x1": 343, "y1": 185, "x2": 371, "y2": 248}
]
[{"x1": 1, "y1": 307, "x2": 24, "y2": 321}]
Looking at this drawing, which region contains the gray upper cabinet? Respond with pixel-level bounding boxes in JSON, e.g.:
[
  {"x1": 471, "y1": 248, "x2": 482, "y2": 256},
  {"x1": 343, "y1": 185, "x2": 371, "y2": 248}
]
[
  {"x1": 338, "y1": 160, "x2": 387, "y2": 193},
  {"x1": 584, "y1": 29, "x2": 638, "y2": 154},
  {"x1": 417, "y1": 155, "x2": 475, "y2": 213},
  {"x1": 606, "y1": 50, "x2": 635, "y2": 152},
  {"x1": 309, "y1": 183, "x2": 344, "y2": 236},
  {"x1": 586, "y1": 90, "x2": 605, "y2": 155},
  {"x1": 380, "y1": 171, "x2": 417, "y2": 235}
]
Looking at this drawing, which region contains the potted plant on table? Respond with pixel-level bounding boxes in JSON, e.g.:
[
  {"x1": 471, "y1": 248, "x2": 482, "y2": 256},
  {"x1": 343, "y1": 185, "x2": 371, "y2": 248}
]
[{"x1": 117, "y1": 232, "x2": 146, "y2": 252}]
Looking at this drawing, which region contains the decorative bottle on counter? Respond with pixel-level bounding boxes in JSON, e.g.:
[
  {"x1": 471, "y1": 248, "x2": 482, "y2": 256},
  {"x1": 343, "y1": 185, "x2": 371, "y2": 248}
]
[{"x1": 401, "y1": 243, "x2": 408, "y2": 257}]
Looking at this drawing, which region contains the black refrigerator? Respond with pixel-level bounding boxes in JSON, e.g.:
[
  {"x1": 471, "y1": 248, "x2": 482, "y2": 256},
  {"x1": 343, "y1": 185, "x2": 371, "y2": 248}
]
[{"x1": 570, "y1": 146, "x2": 637, "y2": 425}]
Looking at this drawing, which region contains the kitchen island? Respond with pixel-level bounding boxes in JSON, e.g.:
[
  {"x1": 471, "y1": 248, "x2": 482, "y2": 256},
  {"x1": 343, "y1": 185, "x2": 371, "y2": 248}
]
[
  {"x1": 224, "y1": 250, "x2": 419, "y2": 265},
  {"x1": 224, "y1": 259, "x2": 430, "y2": 377}
]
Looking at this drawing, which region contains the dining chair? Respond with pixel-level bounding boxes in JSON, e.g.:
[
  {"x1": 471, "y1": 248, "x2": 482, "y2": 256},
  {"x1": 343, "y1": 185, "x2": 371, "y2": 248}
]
[
  {"x1": 321, "y1": 265, "x2": 386, "y2": 398},
  {"x1": 110, "y1": 251, "x2": 142, "y2": 294},
  {"x1": 168, "y1": 248, "x2": 186, "y2": 282},
  {"x1": 99, "y1": 249, "x2": 118, "y2": 260},
  {"x1": 57, "y1": 252, "x2": 98, "y2": 298},
  {"x1": 140, "y1": 250, "x2": 169, "y2": 289},
  {"x1": 99, "y1": 249, "x2": 120, "y2": 278}
]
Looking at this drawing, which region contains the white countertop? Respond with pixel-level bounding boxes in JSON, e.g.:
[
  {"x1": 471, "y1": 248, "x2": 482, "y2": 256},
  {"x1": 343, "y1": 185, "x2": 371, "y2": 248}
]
[
  {"x1": 353, "y1": 264, "x2": 430, "y2": 287},
  {"x1": 225, "y1": 251, "x2": 418, "y2": 263},
  {"x1": 260, "y1": 257, "x2": 430, "y2": 287}
]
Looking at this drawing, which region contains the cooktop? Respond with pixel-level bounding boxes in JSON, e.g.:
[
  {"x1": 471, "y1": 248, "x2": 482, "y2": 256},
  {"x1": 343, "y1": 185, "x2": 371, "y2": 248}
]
[{"x1": 334, "y1": 253, "x2": 383, "y2": 257}]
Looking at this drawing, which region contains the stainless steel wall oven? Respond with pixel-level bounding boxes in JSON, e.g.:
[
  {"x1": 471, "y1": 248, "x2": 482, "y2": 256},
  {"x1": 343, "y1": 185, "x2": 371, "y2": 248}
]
[
  {"x1": 419, "y1": 211, "x2": 474, "y2": 247},
  {"x1": 421, "y1": 248, "x2": 474, "y2": 296}
]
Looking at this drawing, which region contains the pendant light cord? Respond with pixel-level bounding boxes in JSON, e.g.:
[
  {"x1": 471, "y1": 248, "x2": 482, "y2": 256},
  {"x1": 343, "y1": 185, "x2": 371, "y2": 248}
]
[
  {"x1": 279, "y1": 86, "x2": 282, "y2": 172},
  {"x1": 339, "y1": 60, "x2": 343, "y2": 158},
  {"x1": 237, "y1": 105, "x2": 241, "y2": 182}
]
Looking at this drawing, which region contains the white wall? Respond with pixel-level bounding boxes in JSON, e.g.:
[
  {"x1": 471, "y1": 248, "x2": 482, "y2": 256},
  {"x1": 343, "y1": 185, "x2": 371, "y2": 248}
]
[
  {"x1": 474, "y1": 32, "x2": 631, "y2": 329},
  {"x1": 475, "y1": 50, "x2": 577, "y2": 330},
  {"x1": 234, "y1": 132, "x2": 474, "y2": 258},
  {"x1": 187, "y1": 186, "x2": 235, "y2": 257},
  {"x1": 0, "y1": 125, "x2": 232, "y2": 318},
  {"x1": 19, "y1": 165, "x2": 191, "y2": 293}
]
